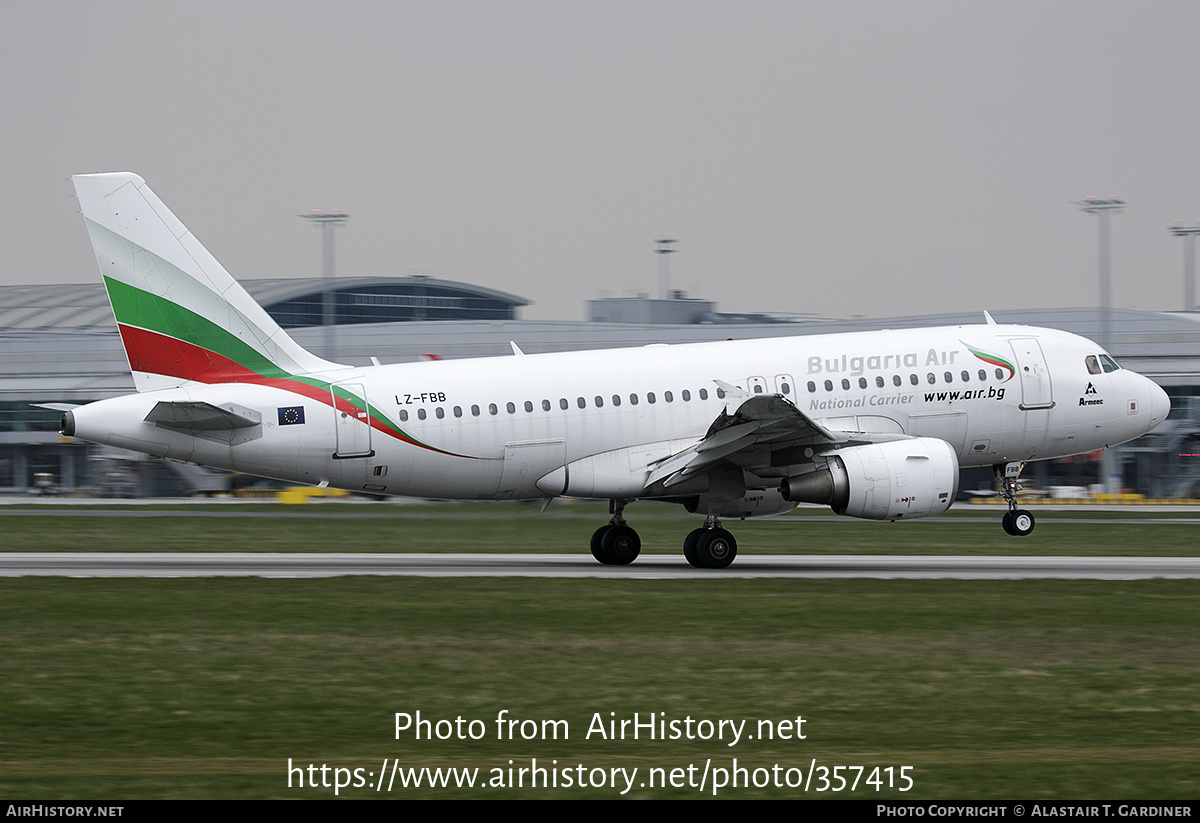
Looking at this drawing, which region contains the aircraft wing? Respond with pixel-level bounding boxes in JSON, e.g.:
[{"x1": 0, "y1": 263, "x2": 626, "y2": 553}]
[{"x1": 646, "y1": 393, "x2": 908, "y2": 490}]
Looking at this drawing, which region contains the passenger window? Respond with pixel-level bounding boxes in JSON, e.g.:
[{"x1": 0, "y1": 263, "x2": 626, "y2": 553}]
[
  {"x1": 780, "y1": 382, "x2": 790, "y2": 395},
  {"x1": 961, "y1": 370, "x2": 970, "y2": 382},
  {"x1": 841, "y1": 379, "x2": 850, "y2": 390},
  {"x1": 877, "y1": 376, "x2": 885, "y2": 388},
  {"x1": 559, "y1": 398, "x2": 568, "y2": 410},
  {"x1": 524, "y1": 401, "x2": 533, "y2": 413},
  {"x1": 978, "y1": 369, "x2": 986, "y2": 381},
  {"x1": 630, "y1": 394, "x2": 639, "y2": 405},
  {"x1": 699, "y1": 388, "x2": 708, "y2": 400},
  {"x1": 944, "y1": 372, "x2": 953, "y2": 383},
  {"x1": 453, "y1": 406, "x2": 462, "y2": 418},
  {"x1": 682, "y1": 390, "x2": 691, "y2": 401},
  {"x1": 858, "y1": 377, "x2": 868, "y2": 389},
  {"x1": 542, "y1": 399, "x2": 551, "y2": 412},
  {"x1": 399, "y1": 410, "x2": 408, "y2": 422},
  {"x1": 647, "y1": 392, "x2": 656, "y2": 404},
  {"x1": 893, "y1": 375, "x2": 902, "y2": 387},
  {"x1": 435, "y1": 407, "x2": 445, "y2": 419},
  {"x1": 506, "y1": 402, "x2": 515, "y2": 414},
  {"x1": 995, "y1": 368, "x2": 1004, "y2": 380},
  {"x1": 717, "y1": 388, "x2": 725, "y2": 398},
  {"x1": 611, "y1": 395, "x2": 621, "y2": 407},
  {"x1": 472, "y1": 404, "x2": 481, "y2": 417},
  {"x1": 489, "y1": 403, "x2": 498, "y2": 415},
  {"x1": 824, "y1": 380, "x2": 833, "y2": 392},
  {"x1": 418, "y1": 409, "x2": 427, "y2": 420},
  {"x1": 577, "y1": 397, "x2": 586, "y2": 409},
  {"x1": 927, "y1": 373, "x2": 936, "y2": 384},
  {"x1": 808, "y1": 381, "x2": 817, "y2": 393},
  {"x1": 594, "y1": 396, "x2": 604, "y2": 408},
  {"x1": 665, "y1": 391, "x2": 674, "y2": 402},
  {"x1": 910, "y1": 374, "x2": 919, "y2": 386}
]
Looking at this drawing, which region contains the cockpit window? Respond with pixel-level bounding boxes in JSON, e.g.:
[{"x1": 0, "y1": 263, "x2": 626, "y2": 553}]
[
  {"x1": 1099, "y1": 354, "x2": 1121, "y2": 373},
  {"x1": 1085, "y1": 355, "x2": 1101, "y2": 375}
]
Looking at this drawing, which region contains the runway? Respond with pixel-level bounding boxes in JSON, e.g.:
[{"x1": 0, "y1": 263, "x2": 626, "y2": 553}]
[{"x1": 3, "y1": 552, "x2": 1200, "y2": 579}]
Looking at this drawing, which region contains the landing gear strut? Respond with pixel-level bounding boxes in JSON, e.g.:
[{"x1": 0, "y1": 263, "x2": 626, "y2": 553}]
[
  {"x1": 590, "y1": 499, "x2": 641, "y2": 565},
  {"x1": 996, "y1": 462, "x2": 1035, "y2": 536},
  {"x1": 684, "y1": 515, "x2": 738, "y2": 569}
]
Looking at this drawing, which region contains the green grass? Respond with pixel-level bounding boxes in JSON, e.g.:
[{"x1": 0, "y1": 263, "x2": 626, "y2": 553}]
[
  {"x1": 2, "y1": 577, "x2": 1199, "y2": 799},
  {"x1": 2, "y1": 500, "x2": 1199, "y2": 555},
  {"x1": 2, "y1": 505, "x2": 1198, "y2": 798}
]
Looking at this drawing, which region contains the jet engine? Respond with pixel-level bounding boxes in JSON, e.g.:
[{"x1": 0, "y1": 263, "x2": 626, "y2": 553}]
[{"x1": 780, "y1": 437, "x2": 958, "y2": 521}]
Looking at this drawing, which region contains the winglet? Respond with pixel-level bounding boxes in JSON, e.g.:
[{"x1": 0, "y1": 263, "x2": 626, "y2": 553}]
[
  {"x1": 510, "y1": 341, "x2": 525, "y2": 356},
  {"x1": 983, "y1": 310, "x2": 997, "y2": 325}
]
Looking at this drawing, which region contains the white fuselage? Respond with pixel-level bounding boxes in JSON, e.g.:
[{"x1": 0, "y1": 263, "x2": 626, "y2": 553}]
[{"x1": 69, "y1": 323, "x2": 1170, "y2": 504}]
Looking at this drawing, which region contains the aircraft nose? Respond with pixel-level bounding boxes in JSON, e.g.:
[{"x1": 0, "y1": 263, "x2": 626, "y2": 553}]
[{"x1": 1148, "y1": 379, "x2": 1171, "y2": 427}]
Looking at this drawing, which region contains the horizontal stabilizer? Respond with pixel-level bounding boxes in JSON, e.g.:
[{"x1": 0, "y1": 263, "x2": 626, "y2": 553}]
[{"x1": 145, "y1": 401, "x2": 262, "y2": 431}]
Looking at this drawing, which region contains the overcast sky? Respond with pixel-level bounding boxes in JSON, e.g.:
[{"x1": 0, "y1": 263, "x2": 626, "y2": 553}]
[{"x1": 4, "y1": 1, "x2": 1200, "y2": 322}]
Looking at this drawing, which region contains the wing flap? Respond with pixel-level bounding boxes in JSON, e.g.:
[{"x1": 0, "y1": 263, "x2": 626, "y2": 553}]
[{"x1": 648, "y1": 392, "x2": 905, "y2": 492}]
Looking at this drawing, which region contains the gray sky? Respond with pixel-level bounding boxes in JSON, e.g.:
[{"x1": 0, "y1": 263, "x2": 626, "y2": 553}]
[{"x1": 4, "y1": 0, "x2": 1200, "y2": 321}]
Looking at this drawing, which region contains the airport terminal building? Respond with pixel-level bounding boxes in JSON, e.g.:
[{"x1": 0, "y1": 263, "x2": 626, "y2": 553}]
[{"x1": 2, "y1": 276, "x2": 1198, "y2": 498}]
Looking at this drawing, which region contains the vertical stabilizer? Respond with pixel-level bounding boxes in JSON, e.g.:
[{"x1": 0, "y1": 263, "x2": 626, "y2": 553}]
[{"x1": 72, "y1": 173, "x2": 342, "y2": 391}]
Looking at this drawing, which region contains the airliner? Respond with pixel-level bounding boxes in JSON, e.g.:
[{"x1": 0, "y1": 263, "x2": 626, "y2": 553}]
[{"x1": 61, "y1": 173, "x2": 1171, "y2": 568}]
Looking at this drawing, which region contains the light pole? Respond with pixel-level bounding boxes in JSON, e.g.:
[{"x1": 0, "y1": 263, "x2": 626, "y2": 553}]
[
  {"x1": 1170, "y1": 222, "x2": 1200, "y2": 311},
  {"x1": 1075, "y1": 196, "x2": 1124, "y2": 350},
  {"x1": 654, "y1": 235, "x2": 677, "y2": 300},
  {"x1": 1075, "y1": 196, "x2": 1124, "y2": 496},
  {"x1": 298, "y1": 209, "x2": 349, "y2": 358}
]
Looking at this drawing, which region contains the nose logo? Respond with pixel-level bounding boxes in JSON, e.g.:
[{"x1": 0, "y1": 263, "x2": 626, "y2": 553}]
[{"x1": 1085, "y1": 382, "x2": 1097, "y2": 395}]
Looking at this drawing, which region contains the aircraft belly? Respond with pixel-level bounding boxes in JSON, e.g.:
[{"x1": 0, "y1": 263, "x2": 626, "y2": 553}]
[{"x1": 405, "y1": 449, "x2": 504, "y2": 499}]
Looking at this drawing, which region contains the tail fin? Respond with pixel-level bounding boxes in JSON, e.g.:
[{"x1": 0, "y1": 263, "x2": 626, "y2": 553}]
[{"x1": 72, "y1": 173, "x2": 341, "y2": 392}]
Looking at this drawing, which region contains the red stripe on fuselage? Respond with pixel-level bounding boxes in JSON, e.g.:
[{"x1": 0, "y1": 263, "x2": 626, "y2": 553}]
[{"x1": 117, "y1": 324, "x2": 465, "y2": 456}]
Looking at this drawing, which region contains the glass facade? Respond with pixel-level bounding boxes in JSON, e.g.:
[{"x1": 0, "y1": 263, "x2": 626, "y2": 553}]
[{"x1": 267, "y1": 283, "x2": 521, "y2": 328}]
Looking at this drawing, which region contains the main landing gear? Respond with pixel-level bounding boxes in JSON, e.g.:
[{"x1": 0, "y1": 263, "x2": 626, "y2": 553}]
[
  {"x1": 590, "y1": 499, "x2": 641, "y2": 565},
  {"x1": 684, "y1": 516, "x2": 738, "y2": 569},
  {"x1": 996, "y1": 462, "x2": 1035, "y2": 537},
  {"x1": 589, "y1": 501, "x2": 739, "y2": 569}
]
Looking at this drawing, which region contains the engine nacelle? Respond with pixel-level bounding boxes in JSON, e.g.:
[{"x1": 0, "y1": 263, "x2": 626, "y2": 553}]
[
  {"x1": 682, "y1": 489, "x2": 799, "y2": 519},
  {"x1": 781, "y1": 437, "x2": 959, "y2": 521}
]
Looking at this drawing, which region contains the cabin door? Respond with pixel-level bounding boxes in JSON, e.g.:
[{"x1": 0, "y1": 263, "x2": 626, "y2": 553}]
[
  {"x1": 331, "y1": 382, "x2": 374, "y2": 458},
  {"x1": 1008, "y1": 338, "x2": 1054, "y2": 410}
]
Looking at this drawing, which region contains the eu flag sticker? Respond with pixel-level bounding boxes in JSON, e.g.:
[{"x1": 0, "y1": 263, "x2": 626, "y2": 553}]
[{"x1": 278, "y1": 406, "x2": 306, "y2": 426}]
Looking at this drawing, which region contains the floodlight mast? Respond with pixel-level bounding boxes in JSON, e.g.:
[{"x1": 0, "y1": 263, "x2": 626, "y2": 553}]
[
  {"x1": 1075, "y1": 196, "x2": 1124, "y2": 350},
  {"x1": 1075, "y1": 196, "x2": 1124, "y2": 496},
  {"x1": 298, "y1": 209, "x2": 350, "y2": 358},
  {"x1": 1170, "y1": 222, "x2": 1200, "y2": 311},
  {"x1": 655, "y1": 235, "x2": 677, "y2": 299}
]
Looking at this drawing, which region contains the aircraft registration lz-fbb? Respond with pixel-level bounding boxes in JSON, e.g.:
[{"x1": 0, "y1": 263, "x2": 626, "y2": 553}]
[{"x1": 62, "y1": 173, "x2": 1171, "y2": 568}]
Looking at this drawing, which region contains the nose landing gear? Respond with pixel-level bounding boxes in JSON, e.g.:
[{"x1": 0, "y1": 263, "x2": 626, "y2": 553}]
[{"x1": 996, "y1": 462, "x2": 1035, "y2": 536}]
